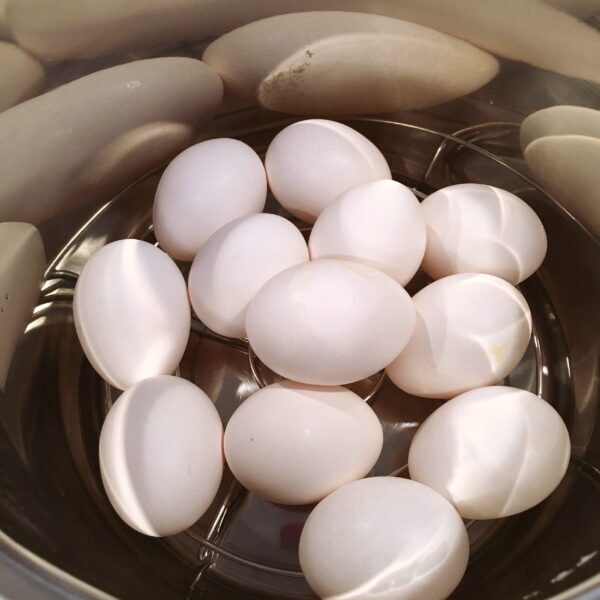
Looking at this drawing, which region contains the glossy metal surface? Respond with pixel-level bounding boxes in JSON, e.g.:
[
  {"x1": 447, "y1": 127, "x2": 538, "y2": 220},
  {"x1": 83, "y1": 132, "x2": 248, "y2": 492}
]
[{"x1": 0, "y1": 110, "x2": 599, "y2": 600}]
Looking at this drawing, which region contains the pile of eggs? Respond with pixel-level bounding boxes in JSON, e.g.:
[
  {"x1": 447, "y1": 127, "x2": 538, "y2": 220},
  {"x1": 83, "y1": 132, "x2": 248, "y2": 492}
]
[{"x1": 73, "y1": 119, "x2": 570, "y2": 600}]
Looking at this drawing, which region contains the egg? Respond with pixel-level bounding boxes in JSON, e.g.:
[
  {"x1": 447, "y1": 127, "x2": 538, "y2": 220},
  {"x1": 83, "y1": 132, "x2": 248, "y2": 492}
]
[
  {"x1": 421, "y1": 183, "x2": 548, "y2": 284},
  {"x1": 309, "y1": 179, "x2": 426, "y2": 286},
  {"x1": 265, "y1": 119, "x2": 391, "y2": 223},
  {"x1": 73, "y1": 239, "x2": 190, "y2": 390},
  {"x1": 408, "y1": 386, "x2": 571, "y2": 519},
  {"x1": 153, "y1": 138, "x2": 267, "y2": 261},
  {"x1": 188, "y1": 213, "x2": 308, "y2": 339},
  {"x1": 386, "y1": 273, "x2": 532, "y2": 399},
  {"x1": 224, "y1": 381, "x2": 383, "y2": 505},
  {"x1": 299, "y1": 477, "x2": 469, "y2": 600},
  {"x1": 246, "y1": 259, "x2": 415, "y2": 385},
  {"x1": 99, "y1": 375, "x2": 224, "y2": 536}
]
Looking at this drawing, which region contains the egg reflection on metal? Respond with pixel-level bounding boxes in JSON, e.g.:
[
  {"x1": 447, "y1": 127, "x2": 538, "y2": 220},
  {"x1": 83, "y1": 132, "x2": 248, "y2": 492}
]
[
  {"x1": 299, "y1": 477, "x2": 469, "y2": 600},
  {"x1": 153, "y1": 138, "x2": 267, "y2": 261},
  {"x1": 408, "y1": 386, "x2": 571, "y2": 519},
  {"x1": 73, "y1": 240, "x2": 191, "y2": 390},
  {"x1": 386, "y1": 273, "x2": 532, "y2": 399},
  {"x1": 309, "y1": 179, "x2": 426, "y2": 286},
  {"x1": 421, "y1": 183, "x2": 548, "y2": 285},
  {"x1": 265, "y1": 119, "x2": 392, "y2": 223},
  {"x1": 99, "y1": 376, "x2": 224, "y2": 536},
  {"x1": 246, "y1": 259, "x2": 416, "y2": 386}
]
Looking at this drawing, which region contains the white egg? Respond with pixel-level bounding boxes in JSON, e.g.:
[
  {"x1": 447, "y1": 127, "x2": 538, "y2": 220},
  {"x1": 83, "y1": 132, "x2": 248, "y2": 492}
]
[
  {"x1": 386, "y1": 273, "x2": 532, "y2": 399},
  {"x1": 299, "y1": 477, "x2": 469, "y2": 600},
  {"x1": 188, "y1": 213, "x2": 308, "y2": 339},
  {"x1": 153, "y1": 138, "x2": 267, "y2": 261},
  {"x1": 224, "y1": 381, "x2": 383, "y2": 505},
  {"x1": 246, "y1": 259, "x2": 415, "y2": 385},
  {"x1": 73, "y1": 240, "x2": 190, "y2": 390},
  {"x1": 265, "y1": 119, "x2": 391, "y2": 223},
  {"x1": 421, "y1": 183, "x2": 548, "y2": 284},
  {"x1": 99, "y1": 375, "x2": 224, "y2": 536},
  {"x1": 309, "y1": 179, "x2": 426, "y2": 286},
  {"x1": 408, "y1": 386, "x2": 571, "y2": 519}
]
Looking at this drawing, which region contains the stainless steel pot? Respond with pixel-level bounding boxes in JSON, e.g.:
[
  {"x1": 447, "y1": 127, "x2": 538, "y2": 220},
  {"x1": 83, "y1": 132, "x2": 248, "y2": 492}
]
[{"x1": 0, "y1": 4, "x2": 599, "y2": 599}]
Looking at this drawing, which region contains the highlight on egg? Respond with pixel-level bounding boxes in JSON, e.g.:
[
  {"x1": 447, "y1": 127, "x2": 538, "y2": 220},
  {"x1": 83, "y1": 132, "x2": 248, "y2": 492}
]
[
  {"x1": 153, "y1": 137, "x2": 267, "y2": 261},
  {"x1": 73, "y1": 239, "x2": 191, "y2": 390},
  {"x1": 99, "y1": 375, "x2": 224, "y2": 537},
  {"x1": 408, "y1": 386, "x2": 571, "y2": 519},
  {"x1": 265, "y1": 119, "x2": 391, "y2": 223},
  {"x1": 309, "y1": 179, "x2": 426, "y2": 286},
  {"x1": 421, "y1": 183, "x2": 548, "y2": 284},
  {"x1": 224, "y1": 380, "x2": 384, "y2": 505},
  {"x1": 299, "y1": 477, "x2": 469, "y2": 600},
  {"x1": 386, "y1": 273, "x2": 532, "y2": 399}
]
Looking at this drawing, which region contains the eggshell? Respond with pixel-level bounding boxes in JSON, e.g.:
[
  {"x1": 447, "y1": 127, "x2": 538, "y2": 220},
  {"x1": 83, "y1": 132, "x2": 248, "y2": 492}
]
[
  {"x1": 408, "y1": 386, "x2": 571, "y2": 519},
  {"x1": 299, "y1": 477, "x2": 469, "y2": 600},
  {"x1": 246, "y1": 259, "x2": 415, "y2": 385},
  {"x1": 265, "y1": 119, "x2": 391, "y2": 223},
  {"x1": 0, "y1": 42, "x2": 44, "y2": 111},
  {"x1": 99, "y1": 375, "x2": 224, "y2": 536},
  {"x1": 520, "y1": 105, "x2": 600, "y2": 151},
  {"x1": 189, "y1": 213, "x2": 308, "y2": 338},
  {"x1": 421, "y1": 183, "x2": 547, "y2": 284},
  {"x1": 73, "y1": 240, "x2": 191, "y2": 390},
  {"x1": 309, "y1": 179, "x2": 426, "y2": 285},
  {"x1": 0, "y1": 57, "x2": 223, "y2": 225},
  {"x1": 0, "y1": 222, "x2": 44, "y2": 390},
  {"x1": 203, "y1": 12, "x2": 498, "y2": 115},
  {"x1": 525, "y1": 134, "x2": 600, "y2": 237},
  {"x1": 153, "y1": 138, "x2": 267, "y2": 261},
  {"x1": 224, "y1": 381, "x2": 383, "y2": 505},
  {"x1": 386, "y1": 273, "x2": 532, "y2": 399}
]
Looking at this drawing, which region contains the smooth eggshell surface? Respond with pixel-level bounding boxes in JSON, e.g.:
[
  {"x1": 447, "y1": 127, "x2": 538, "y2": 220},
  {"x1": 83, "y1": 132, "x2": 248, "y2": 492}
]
[
  {"x1": 299, "y1": 477, "x2": 469, "y2": 600},
  {"x1": 246, "y1": 259, "x2": 416, "y2": 385},
  {"x1": 224, "y1": 381, "x2": 383, "y2": 505},
  {"x1": 386, "y1": 273, "x2": 532, "y2": 399},
  {"x1": 73, "y1": 240, "x2": 191, "y2": 390},
  {"x1": 189, "y1": 213, "x2": 309, "y2": 339},
  {"x1": 421, "y1": 183, "x2": 547, "y2": 284},
  {"x1": 309, "y1": 179, "x2": 426, "y2": 285},
  {"x1": 408, "y1": 386, "x2": 571, "y2": 519},
  {"x1": 99, "y1": 375, "x2": 224, "y2": 536},
  {"x1": 265, "y1": 119, "x2": 391, "y2": 223},
  {"x1": 153, "y1": 138, "x2": 267, "y2": 261}
]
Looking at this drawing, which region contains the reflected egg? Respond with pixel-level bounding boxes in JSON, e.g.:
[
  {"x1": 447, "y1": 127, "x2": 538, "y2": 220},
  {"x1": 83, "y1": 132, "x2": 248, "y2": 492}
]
[{"x1": 408, "y1": 386, "x2": 571, "y2": 519}]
